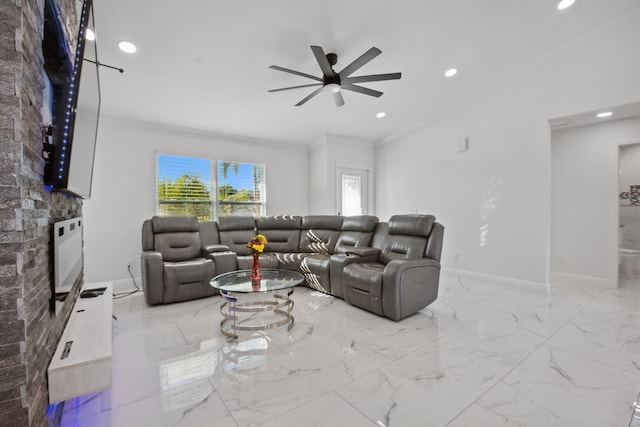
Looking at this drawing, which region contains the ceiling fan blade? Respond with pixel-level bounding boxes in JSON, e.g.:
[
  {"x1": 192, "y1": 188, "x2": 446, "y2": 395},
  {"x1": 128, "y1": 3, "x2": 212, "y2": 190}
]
[
  {"x1": 311, "y1": 45, "x2": 335, "y2": 77},
  {"x1": 295, "y1": 87, "x2": 324, "y2": 106},
  {"x1": 333, "y1": 91, "x2": 345, "y2": 107},
  {"x1": 341, "y1": 83, "x2": 383, "y2": 98},
  {"x1": 342, "y1": 72, "x2": 402, "y2": 84},
  {"x1": 269, "y1": 65, "x2": 323, "y2": 82},
  {"x1": 339, "y1": 47, "x2": 382, "y2": 78},
  {"x1": 268, "y1": 83, "x2": 322, "y2": 93}
]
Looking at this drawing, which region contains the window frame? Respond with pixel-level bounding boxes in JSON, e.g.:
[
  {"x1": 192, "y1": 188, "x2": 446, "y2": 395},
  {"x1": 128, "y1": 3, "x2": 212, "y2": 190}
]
[{"x1": 156, "y1": 153, "x2": 266, "y2": 220}]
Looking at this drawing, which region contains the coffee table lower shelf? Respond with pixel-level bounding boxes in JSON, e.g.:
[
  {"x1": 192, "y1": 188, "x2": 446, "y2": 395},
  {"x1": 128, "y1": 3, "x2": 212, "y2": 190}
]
[{"x1": 219, "y1": 288, "x2": 295, "y2": 339}]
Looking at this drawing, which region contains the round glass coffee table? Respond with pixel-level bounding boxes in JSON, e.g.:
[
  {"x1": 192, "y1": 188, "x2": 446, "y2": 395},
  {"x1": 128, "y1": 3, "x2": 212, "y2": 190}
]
[{"x1": 210, "y1": 269, "x2": 304, "y2": 339}]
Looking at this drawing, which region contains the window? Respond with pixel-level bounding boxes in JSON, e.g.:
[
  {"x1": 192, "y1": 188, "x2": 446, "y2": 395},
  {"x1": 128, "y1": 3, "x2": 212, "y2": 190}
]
[
  {"x1": 217, "y1": 160, "x2": 266, "y2": 217},
  {"x1": 157, "y1": 154, "x2": 266, "y2": 220}
]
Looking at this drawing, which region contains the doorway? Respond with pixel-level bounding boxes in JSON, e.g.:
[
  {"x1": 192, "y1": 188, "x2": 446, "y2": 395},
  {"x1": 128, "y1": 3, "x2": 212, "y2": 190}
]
[
  {"x1": 618, "y1": 142, "x2": 640, "y2": 288},
  {"x1": 337, "y1": 167, "x2": 368, "y2": 216},
  {"x1": 549, "y1": 103, "x2": 640, "y2": 288}
]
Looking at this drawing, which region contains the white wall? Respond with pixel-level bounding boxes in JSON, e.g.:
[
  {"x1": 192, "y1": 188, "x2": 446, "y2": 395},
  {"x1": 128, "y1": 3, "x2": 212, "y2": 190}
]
[
  {"x1": 375, "y1": 14, "x2": 640, "y2": 284},
  {"x1": 308, "y1": 135, "x2": 329, "y2": 214},
  {"x1": 308, "y1": 135, "x2": 376, "y2": 215},
  {"x1": 83, "y1": 116, "x2": 309, "y2": 283},
  {"x1": 551, "y1": 118, "x2": 640, "y2": 282}
]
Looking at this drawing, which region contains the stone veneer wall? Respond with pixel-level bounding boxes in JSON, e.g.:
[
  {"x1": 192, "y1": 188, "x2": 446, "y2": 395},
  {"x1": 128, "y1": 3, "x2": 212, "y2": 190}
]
[{"x1": 0, "y1": 1, "x2": 82, "y2": 426}]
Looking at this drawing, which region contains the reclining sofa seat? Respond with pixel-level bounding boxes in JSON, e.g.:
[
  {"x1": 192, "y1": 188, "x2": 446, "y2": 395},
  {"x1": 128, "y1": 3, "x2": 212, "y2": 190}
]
[
  {"x1": 141, "y1": 214, "x2": 444, "y2": 320},
  {"x1": 141, "y1": 216, "x2": 219, "y2": 305},
  {"x1": 300, "y1": 215, "x2": 378, "y2": 294},
  {"x1": 217, "y1": 216, "x2": 278, "y2": 270},
  {"x1": 340, "y1": 214, "x2": 444, "y2": 321},
  {"x1": 294, "y1": 215, "x2": 344, "y2": 286},
  {"x1": 255, "y1": 215, "x2": 303, "y2": 271}
]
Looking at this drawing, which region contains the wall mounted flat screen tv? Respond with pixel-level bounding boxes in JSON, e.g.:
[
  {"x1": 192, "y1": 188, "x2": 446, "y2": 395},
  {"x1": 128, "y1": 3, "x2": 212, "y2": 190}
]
[{"x1": 43, "y1": 0, "x2": 100, "y2": 199}]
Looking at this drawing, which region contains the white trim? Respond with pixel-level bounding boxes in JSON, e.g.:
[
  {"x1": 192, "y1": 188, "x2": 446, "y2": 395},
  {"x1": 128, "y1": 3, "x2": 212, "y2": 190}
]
[
  {"x1": 442, "y1": 267, "x2": 546, "y2": 291},
  {"x1": 548, "y1": 271, "x2": 616, "y2": 289},
  {"x1": 112, "y1": 277, "x2": 141, "y2": 294}
]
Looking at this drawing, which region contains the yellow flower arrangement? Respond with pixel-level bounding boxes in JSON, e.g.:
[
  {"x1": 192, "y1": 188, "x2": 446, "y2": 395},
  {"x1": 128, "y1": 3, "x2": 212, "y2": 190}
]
[{"x1": 247, "y1": 234, "x2": 268, "y2": 253}]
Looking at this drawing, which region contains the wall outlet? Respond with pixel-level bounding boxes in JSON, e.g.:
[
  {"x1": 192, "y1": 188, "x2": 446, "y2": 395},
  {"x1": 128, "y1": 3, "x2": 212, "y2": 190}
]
[
  {"x1": 454, "y1": 253, "x2": 461, "y2": 263},
  {"x1": 126, "y1": 262, "x2": 131, "y2": 269}
]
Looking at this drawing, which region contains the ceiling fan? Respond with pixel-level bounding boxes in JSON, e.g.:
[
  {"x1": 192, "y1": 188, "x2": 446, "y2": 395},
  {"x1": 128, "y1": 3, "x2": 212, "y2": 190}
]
[{"x1": 268, "y1": 45, "x2": 401, "y2": 107}]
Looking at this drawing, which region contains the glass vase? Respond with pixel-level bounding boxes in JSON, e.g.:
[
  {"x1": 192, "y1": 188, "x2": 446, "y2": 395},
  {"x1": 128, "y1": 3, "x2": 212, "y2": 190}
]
[{"x1": 251, "y1": 252, "x2": 261, "y2": 287}]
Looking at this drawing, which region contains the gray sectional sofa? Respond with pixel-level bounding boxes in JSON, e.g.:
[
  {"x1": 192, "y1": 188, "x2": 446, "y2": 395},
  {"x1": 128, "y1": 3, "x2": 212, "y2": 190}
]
[{"x1": 141, "y1": 213, "x2": 444, "y2": 321}]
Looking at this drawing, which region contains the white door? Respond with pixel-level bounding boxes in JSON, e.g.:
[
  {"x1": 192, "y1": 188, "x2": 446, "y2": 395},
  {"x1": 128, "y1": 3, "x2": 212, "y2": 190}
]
[{"x1": 337, "y1": 167, "x2": 368, "y2": 216}]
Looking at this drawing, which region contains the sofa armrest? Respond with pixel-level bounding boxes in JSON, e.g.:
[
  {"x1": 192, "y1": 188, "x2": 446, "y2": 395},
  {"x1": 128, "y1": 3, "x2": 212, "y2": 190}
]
[
  {"x1": 381, "y1": 258, "x2": 441, "y2": 321},
  {"x1": 141, "y1": 251, "x2": 164, "y2": 305},
  {"x1": 202, "y1": 248, "x2": 238, "y2": 276},
  {"x1": 329, "y1": 253, "x2": 379, "y2": 299},
  {"x1": 202, "y1": 244, "x2": 231, "y2": 255},
  {"x1": 345, "y1": 247, "x2": 381, "y2": 257}
]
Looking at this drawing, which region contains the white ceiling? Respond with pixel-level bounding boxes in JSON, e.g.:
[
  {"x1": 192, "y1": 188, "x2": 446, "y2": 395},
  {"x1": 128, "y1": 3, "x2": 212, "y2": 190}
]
[{"x1": 87, "y1": 0, "x2": 638, "y2": 146}]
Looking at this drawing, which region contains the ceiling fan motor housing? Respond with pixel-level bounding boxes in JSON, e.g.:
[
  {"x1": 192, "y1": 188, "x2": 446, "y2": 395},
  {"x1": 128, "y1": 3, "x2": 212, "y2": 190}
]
[
  {"x1": 326, "y1": 53, "x2": 338, "y2": 67},
  {"x1": 324, "y1": 53, "x2": 340, "y2": 85}
]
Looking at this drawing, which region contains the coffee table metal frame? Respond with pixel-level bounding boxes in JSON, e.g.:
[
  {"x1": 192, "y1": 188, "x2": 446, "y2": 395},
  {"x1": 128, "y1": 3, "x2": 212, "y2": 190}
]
[{"x1": 210, "y1": 269, "x2": 304, "y2": 339}]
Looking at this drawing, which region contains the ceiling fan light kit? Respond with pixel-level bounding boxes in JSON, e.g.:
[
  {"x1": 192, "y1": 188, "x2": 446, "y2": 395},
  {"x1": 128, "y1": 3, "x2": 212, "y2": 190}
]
[{"x1": 269, "y1": 45, "x2": 401, "y2": 107}]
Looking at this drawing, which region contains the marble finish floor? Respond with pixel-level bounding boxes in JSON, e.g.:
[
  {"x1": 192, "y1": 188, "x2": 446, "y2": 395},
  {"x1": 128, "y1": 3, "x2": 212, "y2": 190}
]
[{"x1": 58, "y1": 274, "x2": 640, "y2": 427}]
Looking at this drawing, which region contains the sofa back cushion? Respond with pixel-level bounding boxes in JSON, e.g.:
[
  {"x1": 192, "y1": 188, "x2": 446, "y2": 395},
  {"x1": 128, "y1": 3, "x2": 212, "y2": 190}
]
[
  {"x1": 198, "y1": 221, "x2": 221, "y2": 246},
  {"x1": 142, "y1": 219, "x2": 154, "y2": 251},
  {"x1": 256, "y1": 215, "x2": 302, "y2": 253},
  {"x1": 371, "y1": 221, "x2": 389, "y2": 250},
  {"x1": 426, "y1": 222, "x2": 444, "y2": 261},
  {"x1": 378, "y1": 215, "x2": 434, "y2": 264},
  {"x1": 151, "y1": 216, "x2": 202, "y2": 262},
  {"x1": 299, "y1": 215, "x2": 344, "y2": 254},
  {"x1": 334, "y1": 215, "x2": 378, "y2": 254},
  {"x1": 388, "y1": 214, "x2": 435, "y2": 237},
  {"x1": 217, "y1": 216, "x2": 256, "y2": 256}
]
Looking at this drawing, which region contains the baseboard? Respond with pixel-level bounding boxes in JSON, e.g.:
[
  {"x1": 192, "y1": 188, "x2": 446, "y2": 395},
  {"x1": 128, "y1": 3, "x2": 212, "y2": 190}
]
[
  {"x1": 548, "y1": 271, "x2": 616, "y2": 289},
  {"x1": 111, "y1": 277, "x2": 142, "y2": 294},
  {"x1": 441, "y1": 267, "x2": 547, "y2": 291}
]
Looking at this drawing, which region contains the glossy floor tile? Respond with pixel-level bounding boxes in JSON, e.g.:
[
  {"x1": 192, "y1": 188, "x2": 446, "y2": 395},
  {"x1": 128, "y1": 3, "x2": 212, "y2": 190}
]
[{"x1": 58, "y1": 275, "x2": 640, "y2": 427}]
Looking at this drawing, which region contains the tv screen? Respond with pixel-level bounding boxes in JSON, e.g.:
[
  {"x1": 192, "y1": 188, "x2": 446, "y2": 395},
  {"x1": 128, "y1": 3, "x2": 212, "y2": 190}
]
[{"x1": 43, "y1": 0, "x2": 100, "y2": 199}]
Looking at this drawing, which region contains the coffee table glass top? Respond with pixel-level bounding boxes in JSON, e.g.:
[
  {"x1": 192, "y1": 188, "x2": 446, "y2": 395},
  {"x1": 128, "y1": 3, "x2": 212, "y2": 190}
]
[{"x1": 210, "y1": 269, "x2": 304, "y2": 293}]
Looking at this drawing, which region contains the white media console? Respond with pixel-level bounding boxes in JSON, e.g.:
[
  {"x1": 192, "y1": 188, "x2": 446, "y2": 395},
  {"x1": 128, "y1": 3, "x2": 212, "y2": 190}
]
[{"x1": 48, "y1": 282, "x2": 113, "y2": 403}]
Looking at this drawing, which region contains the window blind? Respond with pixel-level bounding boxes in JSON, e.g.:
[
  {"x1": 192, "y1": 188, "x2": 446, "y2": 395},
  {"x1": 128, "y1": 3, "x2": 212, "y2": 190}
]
[{"x1": 156, "y1": 154, "x2": 266, "y2": 219}]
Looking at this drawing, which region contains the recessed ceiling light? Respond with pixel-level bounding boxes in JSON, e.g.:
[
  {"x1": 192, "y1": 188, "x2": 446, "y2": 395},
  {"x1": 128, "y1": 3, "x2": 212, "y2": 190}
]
[
  {"x1": 118, "y1": 41, "x2": 137, "y2": 54},
  {"x1": 85, "y1": 28, "x2": 95, "y2": 41},
  {"x1": 596, "y1": 111, "x2": 613, "y2": 118},
  {"x1": 376, "y1": 112, "x2": 386, "y2": 119},
  {"x1": 444, "y1": 68, "x2": 458, "y2": 78},
  {"x1": 557, "y1": 0, "x2": 575, "y2": 10}
]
